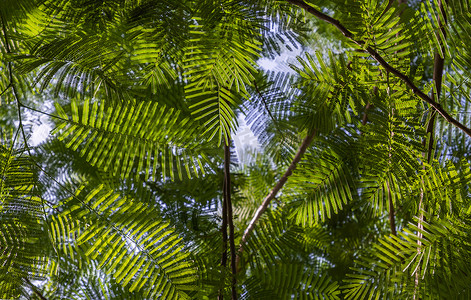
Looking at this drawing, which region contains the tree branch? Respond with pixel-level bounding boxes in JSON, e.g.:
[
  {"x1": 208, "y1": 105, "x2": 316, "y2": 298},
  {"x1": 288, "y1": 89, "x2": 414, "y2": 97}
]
[
  {"x1": 219, "y1": 142, "x2": 237, "y2": 299},
  {"x1": 236, "y1": 130, "x2": 316, "y2": 270},
  {"x1": 224, "y1": 143, "x2": 237, "y2": 300},
  {"x1": 218, "y1": 163, "x2": 228, "y2": 300},
  {"x1": 285, "y1": 0, "x2": 471, "y2": 138}
]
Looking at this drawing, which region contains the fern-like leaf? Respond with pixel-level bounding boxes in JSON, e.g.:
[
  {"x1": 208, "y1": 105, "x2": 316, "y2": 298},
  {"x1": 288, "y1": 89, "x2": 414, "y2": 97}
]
[
  {"x1": 51, "y1": 98, "x2": 210, "y2": 181},
  {"x1": 54, "y1": 184, "x2": 198, "y2": 299},
  {"x1": 286, "y1": 137, "x2": 356, "y2": 226},
  {"x1": 242, "y1": 263, "x2": 340, "y2": 300},
  {"x1": 0, "y1": 143, "x2": 47, "y2": 299},
  {"x1": 343, "y1": 214, "x2": 471, "y2": 299}
]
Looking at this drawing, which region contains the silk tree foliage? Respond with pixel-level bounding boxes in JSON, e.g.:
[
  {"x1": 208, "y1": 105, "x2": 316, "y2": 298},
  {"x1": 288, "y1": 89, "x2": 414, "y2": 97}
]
[{"x1": 1, "y1": 0, "x2": 471, "y2": 299}]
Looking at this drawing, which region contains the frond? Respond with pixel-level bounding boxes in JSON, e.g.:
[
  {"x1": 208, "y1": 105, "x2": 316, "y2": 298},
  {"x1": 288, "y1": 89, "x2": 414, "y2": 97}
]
[
  {"x1": 184, "y1": 1, "x2": 262, "y2": 144},
  {"x1": 341, "y1": 0, "x2": 431, "y2": 97},
  {"x1": 406, "y1": 160, "x2": 471, "y2": 216},
  {"x1": 144, "y1": 172, "x2": 222, "y2": 234},
  {"x1": 16, "y1": 35, "x2": 130, "y2": 101},
  {"x1": 450, "y1": 0, "x2": 471, "y2": 76},
  {"x1": 257, "y1": 1, "x2": 310, "y2": 59},
  {"x1": 241, "y1": 263, "x2": 340, "y2": 300},
  {"x1": 40, "y1": 0, "x2": 126, "y2": 32},
  {"x1": 44, "y1": 257, "x2": 148, "y2": 299},
  {"x1": 343, "y1": 214, "x2": 471, "y2": 299},
  {"x1": 51, "y1": 98, "x2": 210, "y2": 181},
  {"x1": 125, "y1": 1, "x2": 191, "y2": 94},
  {"x1": 53, "y1": 184, "x2": 198, "y2": 299},
  {"x1": 234, "y1": 149, "x2": 278, "y2": 222},
  {"x1": 357, "y1": 89, "x2": 425, "y2": 216},
  {"x1": 417, "y1": 0, "x2": 450, "y2": 59},
  {"x1": 187, "y1": 86, "x2": 243, "y2": 145},
  {"x1": 359, "y1": 0, "x2": 416, "y2": 66},
  {"x1": 286, "y1": 134, "x2": 356, "y2": 226},
  {"x1": 0, "y1": 0, "x2": 37, "y2": 26},
  {"x1": 71, "y1": 273, "x2": 146, "y2": 300},
  {"x1": 0, "y1": 143, "x2": 47, "y2": 299},
  {"x1": 242, "y1": 210, "x2": 328, "y2": 272},
  {"x1": 245, "y1": 70, "x2": 299, "y2": 163},
  {"x1": 290, "y1": 51, "x2": 366, "y2": 133},
  {"x1": 439, "y1": 2, "x2": 471, "y2": 160}
]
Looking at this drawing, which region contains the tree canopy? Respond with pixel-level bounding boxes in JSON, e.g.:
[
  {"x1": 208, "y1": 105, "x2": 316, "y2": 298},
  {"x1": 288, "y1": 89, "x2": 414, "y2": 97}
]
[{"x1": 1, "y1": 0, "x2": 471, "y2": 299}]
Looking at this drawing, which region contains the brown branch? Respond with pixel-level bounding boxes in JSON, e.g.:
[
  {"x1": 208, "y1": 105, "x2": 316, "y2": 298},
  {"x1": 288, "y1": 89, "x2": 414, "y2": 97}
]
[
  {"x1": 236, "y1": 130, "x2": 316, "y2": 271},
  {"x1": 285, "y1": 0, "x2": 471, "y2": 138},
  {"x1": 219, "y1": 142, "x2": 237, "y2": 299},
  {"x1": 218, "y1": 165, "x2": 228, "y2": 300},
  {"x1": 221, "y1": 183, "x2": 228, "y2": 270},
  {"x1": 224, "y1": 143, "x2": 237, "y2": 300}
]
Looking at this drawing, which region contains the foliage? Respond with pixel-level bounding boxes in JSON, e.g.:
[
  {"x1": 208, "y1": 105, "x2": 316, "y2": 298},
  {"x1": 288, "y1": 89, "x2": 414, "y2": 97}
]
[{"x1": 1, "y1": 0, "x2": 471, "y2": 299}]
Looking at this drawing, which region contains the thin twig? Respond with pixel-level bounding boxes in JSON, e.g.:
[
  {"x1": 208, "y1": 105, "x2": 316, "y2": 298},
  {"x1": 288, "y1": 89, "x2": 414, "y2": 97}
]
[
  {"x1": 285, "y1": 0, "x2": 471, "y2": 138},
  {"x1": 236, "y1": 130, "x2": 316, "y2": 271}
]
